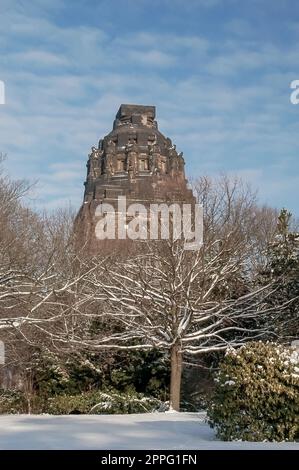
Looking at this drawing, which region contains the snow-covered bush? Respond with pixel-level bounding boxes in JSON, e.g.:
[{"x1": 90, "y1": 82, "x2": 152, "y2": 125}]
[
  {"x1": 47, "y1": 389, "x2": 164, "y2": 414},
  {"x1": 0, "y1": 388, "x2": 165, "y2": 415},
  {"x1": 207, "y1": 342, "x2": 299, "y2": 441},
  {"x1": 0, "y1": 389, "x2": 27, "y2": 414}
]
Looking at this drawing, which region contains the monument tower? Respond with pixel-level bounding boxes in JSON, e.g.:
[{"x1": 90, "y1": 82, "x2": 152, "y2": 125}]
[{"x1": 75, "y1": 104, "x2": 195, "y2": 251}]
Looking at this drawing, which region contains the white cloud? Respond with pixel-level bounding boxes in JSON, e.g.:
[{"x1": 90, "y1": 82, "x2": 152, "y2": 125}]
[
  {"x1": 225, "y1": 19, "x2": 254, "y2": 37},
  {"x1": 128, "y1": 49, "x2": 176, "y2": 67},
  {"x1": 10, "y1": 50, "x2": 69, "y2": 67},
  {"x1": 114, "y1": 32, "x2": 209, "y2": 54}
]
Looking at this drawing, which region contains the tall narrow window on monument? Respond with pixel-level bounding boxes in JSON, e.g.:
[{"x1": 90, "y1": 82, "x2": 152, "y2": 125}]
[
  {"x1": 139, "y1": 159, "x2": 149, "y2": 171},
  {"x1": 117, "y1": 160, "x2": 125, "y2": 171}
]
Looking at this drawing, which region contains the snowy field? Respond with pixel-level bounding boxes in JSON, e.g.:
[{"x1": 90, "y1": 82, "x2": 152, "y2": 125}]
[{"x1": 0, "y1": 413, "x2": 298, "y2": 450}]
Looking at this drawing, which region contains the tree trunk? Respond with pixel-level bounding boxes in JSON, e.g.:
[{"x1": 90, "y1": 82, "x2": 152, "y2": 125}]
[{"x1": 170, "y1": 343, "x2": 182, "y2": 411}]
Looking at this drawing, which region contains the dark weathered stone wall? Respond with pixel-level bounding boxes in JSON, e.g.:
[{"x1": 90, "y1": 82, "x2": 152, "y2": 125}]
[{"x1": 75, "y1": 104, "x2": 195, "y2": 252}]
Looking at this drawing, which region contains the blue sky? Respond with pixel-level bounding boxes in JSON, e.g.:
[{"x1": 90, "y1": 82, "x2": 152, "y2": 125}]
[{"x1": 0, "y1": 0, "x2": 298, "y2": 214}]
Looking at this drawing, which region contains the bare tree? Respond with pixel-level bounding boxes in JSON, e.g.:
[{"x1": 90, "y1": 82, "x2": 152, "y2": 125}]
[
  {"x1": 192, "y1": 175, "x2": 278, "y2": 272},
  {"x1": 36, "y1": 233, "x2": 281, "y2": 411},
  {"x1": 0, "y1": 170, "x2": 291, "y2": 411},
  {"x1": 0, "y1": 158, "x2": 82, "y2": 349}
]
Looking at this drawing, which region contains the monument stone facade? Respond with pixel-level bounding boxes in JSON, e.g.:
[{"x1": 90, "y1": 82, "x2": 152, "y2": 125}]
[{"x1": 75, "y1": 104, "x2": 195, "y2": 251}]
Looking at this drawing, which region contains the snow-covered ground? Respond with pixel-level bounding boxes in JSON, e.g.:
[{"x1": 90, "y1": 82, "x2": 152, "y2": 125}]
[{"x1": 0, "y1": 413, "x2": 298, "y2": 450}]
